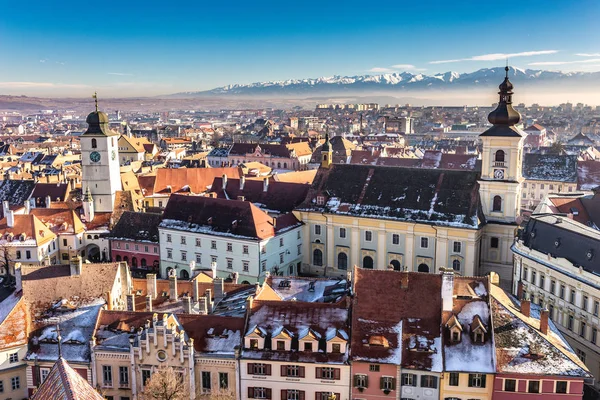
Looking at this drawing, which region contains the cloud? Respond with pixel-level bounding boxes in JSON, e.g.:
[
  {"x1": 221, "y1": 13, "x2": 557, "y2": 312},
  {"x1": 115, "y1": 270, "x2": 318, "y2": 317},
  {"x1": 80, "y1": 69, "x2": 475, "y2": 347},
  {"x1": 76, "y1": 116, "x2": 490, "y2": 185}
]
[
  {"x1": 39, "y1": 59, "x2": 47, "y2": 63},
  {"x1": 368, "y1": 67, "x2": 395, "y2": 73},
  {"x1": 108, "y1": 72, "x2": 134, "y2": 76},
  {"x1": 429, "y1": 50, "x2": 559, "y2": 64},
  {"x1": 528, "y1": 58, "x2": 600, "y2": 66},
  {"x1": 575, "y1": 53, "x2": 600, "y2": 57},
  {"x1": 0, "y1": 81, "x2": 90, "y2": 89},
  {"x1": 55, "y1": 61, "x2": 65, "y2": 65},
  {"x1": 391, "y1": 64, "x2": 427, "y2": 71}
]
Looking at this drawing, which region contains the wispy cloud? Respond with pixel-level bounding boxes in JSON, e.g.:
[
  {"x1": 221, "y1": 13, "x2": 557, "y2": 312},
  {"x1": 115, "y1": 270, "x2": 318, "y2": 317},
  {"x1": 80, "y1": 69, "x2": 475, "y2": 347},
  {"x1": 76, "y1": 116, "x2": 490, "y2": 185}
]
[
  {"x1": 39, "y1": 59, "x2": 47, "y2": 63},
  {"x1": 429, "y1": 50, "x2": 559, "y2": 64},
  {"x1": 55, "y1": 61, "x2": 65, "y2": 65},
  {"x1": 528, "y1": 58, "x2": 600, "y2": 66},
  {"x1": 368, "y1": 67, "x2": 395, "y2": 73},
  {"x1": 0, "y1": 81, "x2": 90, "y2": 89},
  {"x1": 575, "y1": 53, "x2": 600, "y2": 57},
  {"x1": 390, "y1": 64, "x2": 427, "y2": 71},
  {"x1": 108, "y1": 72, "x2": 134, "y2": 76}
]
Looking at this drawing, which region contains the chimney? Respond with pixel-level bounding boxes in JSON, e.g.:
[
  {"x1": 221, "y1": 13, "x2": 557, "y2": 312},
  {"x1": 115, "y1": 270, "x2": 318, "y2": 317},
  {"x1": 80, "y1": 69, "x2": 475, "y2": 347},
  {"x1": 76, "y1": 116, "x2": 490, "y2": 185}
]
[
  {"x1": 107, "y1": 291, "x2": 113, "y2": 311},
  {"x1": 126, "y1": 294, "x2": 135, "y2": 312},
  {"x1": 272, "y1": 217, "x2": 277, "y2": 229},
  {"x1": 2, "y1": 201, "x2": 9, "y2": 217},
  {"x1": 237, "y1": 196, "x2": 245, "y2": 201},
  {"x1": 214, "y1": 277, "x2": 224, "y2": 302},
  {"x1": 239, "y1": 175, "x2": 245, "y2": 190},
  {"x1": 263, "y1": 177, "x2": 269, "y2": 192},
  {"x1": 232, "y1": 271, "x2": 239, "y2": 284},
  {"x1": 521, "y1": 299, "x2": 531, "y2": 318},
  {"x1": 211, "y1": 261, "x2": 217, "y2": 278},
  {"x1": 441, "y1": 268, "x2": 454, "y2": 312},
  {"x1": 192, "y1": 278, "x2": 200, "y2": 301},
  {"x1": 169, "y1": 272, "x2": 178, "y2": 301},
  {"x1": 246, "y1": 295, "x2": 254, "y2": 311},
  {"x1": 45, "y1": 195, "x2": 51, "y2": 208},
  {"x1": 146, "y1": 295, "x2": 153, "y2": 312},
  {"x1": 69, "y1": 255, "x2": 82, "y2": 276},
  {"x1": 539, "y1": 308, "x2": 550, "y2": 334},
  {"x1": 182, "y1": 295, "x2": 192, "y2": 314},
  {"x1": 198, "y1": 296, "x2": 208, "y2": 315},
  {"x1": 14, "y1": 263, "x2": 22, "y2": 293},
  {"x1": 24, "y1": 200, "x2": 30, "y2": 215},
  {"x1": 222, "y1": 174, "x2": 228, "y2": 190},
  {"x1": 146, "y1": 273, "x2": 157, "y2": 300},
  {"x1": 6, "y1": 209, "x2": 14, "y2": 228}
]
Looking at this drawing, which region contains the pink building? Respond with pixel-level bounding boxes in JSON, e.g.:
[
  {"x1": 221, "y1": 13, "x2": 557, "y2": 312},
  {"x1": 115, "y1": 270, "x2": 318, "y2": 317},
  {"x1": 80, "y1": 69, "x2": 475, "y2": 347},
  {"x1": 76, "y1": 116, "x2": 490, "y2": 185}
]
[
  {"x1": 490, "y1": 285, "x2": 591, "y2": 399},
  {"x1": 524, "y1": 124, "x2": 547, "y2": 149},
  {"x1": 109, "y1": 211, "x2": 162, "y2": 276}
]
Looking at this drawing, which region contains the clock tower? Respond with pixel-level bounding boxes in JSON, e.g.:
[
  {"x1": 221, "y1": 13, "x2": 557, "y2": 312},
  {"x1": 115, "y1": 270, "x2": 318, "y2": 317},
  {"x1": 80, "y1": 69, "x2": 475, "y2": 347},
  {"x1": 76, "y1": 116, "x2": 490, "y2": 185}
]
[
  {"x1": 478, "y1": 66, "x2": 525, "y2": 289},
  {"x1": 80, "y1": 97, "x2": 121, "y2": 215}
]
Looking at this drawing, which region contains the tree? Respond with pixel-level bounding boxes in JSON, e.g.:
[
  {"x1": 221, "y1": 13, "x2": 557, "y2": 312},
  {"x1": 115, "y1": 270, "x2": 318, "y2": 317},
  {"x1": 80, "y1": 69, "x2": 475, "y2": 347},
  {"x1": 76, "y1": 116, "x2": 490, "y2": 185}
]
[
  {"x1": 138, "y1": 366, "x2": 190, "y2": 400},
  {"x1": 197, "y1": 389, "x2": 235, "y2": 400},
  {"x1": 0, "y1": 244, "x2": 13, "y2": 279},
  {"x1": 548, "y1": 140, "x2": 565, "y2": 155}
]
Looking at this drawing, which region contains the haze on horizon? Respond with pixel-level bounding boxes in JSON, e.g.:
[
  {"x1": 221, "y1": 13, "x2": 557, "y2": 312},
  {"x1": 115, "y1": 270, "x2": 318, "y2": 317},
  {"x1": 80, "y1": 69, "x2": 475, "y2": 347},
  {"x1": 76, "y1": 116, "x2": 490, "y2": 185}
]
[{"x1": 0, "y1": 0, "x2": 599, "y2": 100}]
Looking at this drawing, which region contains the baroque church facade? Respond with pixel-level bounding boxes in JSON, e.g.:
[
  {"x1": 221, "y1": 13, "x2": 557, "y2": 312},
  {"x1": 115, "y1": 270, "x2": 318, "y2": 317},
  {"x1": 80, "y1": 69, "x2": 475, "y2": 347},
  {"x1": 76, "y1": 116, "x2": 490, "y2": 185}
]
[{"x1": 295, "y1": 67, "x2": 525, "y2": 289}]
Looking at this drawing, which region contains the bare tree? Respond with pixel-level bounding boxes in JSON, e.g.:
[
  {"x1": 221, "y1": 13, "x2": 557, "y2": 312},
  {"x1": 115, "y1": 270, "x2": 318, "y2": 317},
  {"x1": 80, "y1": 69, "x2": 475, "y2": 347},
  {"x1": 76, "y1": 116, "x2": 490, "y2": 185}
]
[
  {"x1": 197, "y1": 389, "x2": 235, "y2": 400},
  {"x1": 138, "y1": 366, "x2": 190, "y2": 400},
  {"x1": 0, "y1": 244, "x2": 13, "y2": 280}
]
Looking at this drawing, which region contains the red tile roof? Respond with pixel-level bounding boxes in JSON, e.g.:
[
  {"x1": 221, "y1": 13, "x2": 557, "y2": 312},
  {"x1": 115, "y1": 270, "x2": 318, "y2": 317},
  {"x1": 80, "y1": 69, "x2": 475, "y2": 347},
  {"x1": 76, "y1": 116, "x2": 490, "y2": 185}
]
[{"x1": 31, "y1": 358, "x2": 104, "y2": 400}]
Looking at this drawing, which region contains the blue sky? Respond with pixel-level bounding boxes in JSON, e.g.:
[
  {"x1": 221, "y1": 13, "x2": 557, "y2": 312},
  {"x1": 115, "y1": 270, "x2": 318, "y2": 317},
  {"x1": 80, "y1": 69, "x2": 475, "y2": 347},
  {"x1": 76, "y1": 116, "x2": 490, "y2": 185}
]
[{"x1": 0, "y1": 0, "x2": 599, "y2": 97}]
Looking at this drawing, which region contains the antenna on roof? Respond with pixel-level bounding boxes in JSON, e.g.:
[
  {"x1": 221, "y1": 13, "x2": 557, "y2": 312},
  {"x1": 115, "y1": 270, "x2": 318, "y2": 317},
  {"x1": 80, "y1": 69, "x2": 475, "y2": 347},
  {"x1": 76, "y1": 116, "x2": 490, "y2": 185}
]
[{"x1": 56, "y1": 324, "x2": 62, "y2": 359}]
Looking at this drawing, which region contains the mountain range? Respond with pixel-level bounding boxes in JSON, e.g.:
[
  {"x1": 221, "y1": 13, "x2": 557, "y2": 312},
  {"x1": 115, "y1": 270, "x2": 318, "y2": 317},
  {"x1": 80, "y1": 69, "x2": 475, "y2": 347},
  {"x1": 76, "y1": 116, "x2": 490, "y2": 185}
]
[{"x1": 172, "y1": 67, "x2": 600, "y2": 99}]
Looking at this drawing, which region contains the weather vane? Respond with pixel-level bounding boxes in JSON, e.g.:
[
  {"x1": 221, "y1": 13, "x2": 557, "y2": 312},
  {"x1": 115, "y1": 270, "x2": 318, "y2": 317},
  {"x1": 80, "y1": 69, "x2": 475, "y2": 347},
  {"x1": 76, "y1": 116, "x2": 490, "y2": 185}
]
[{"x1": 92, "y1": 91, "x2": 98, "y2": 112}]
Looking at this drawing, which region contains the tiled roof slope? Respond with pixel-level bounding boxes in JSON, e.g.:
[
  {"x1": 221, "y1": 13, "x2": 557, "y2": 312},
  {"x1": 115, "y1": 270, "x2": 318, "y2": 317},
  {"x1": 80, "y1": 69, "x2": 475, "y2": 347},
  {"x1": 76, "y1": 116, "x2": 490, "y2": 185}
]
[
  {"x1": 351, "y1": 269, "x2": 442, "y2": 370},
  {"x1": 109, "y1": 211, "x2": 162, "y2": 242},
  {"x1": 31, "y1": 358, "x2": 104, "y2": 400},
  {"x1": 491, "y1": 285, "x2": 590, "y2": 377},
  {"x1": 153, "y1": 167, "x2": 241, "y2": 194},
  {"x1": 298, "y1": 164, "x2": 484, "y2": 229},
  {"x1": 210, "y1": 177, "x2": 310, "y2": 213},
  {"x1": 522, "y1": 154, "x2": 578, "y2": 182}
]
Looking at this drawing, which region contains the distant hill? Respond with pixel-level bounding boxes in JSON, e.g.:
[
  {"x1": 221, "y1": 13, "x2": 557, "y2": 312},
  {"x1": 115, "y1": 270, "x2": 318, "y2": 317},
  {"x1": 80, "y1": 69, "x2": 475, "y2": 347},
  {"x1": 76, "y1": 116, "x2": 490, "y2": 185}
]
[{"x1": 171, "y1": 67, "x2": 600, "y2": 99}]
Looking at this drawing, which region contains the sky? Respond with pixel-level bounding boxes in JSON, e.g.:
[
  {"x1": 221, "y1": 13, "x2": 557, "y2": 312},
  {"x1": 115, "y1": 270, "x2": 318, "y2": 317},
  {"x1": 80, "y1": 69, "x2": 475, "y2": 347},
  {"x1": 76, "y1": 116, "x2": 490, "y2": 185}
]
[{"x1": 0, "y1": 0, "x2": 599, "y2": 97}]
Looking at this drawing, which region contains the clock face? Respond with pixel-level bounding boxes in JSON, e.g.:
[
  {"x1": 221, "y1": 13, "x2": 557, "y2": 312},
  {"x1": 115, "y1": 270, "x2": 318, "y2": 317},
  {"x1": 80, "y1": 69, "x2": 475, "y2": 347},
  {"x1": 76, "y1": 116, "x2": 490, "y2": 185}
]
[
  {"x1": 90, "y1": 151, "x2": 101, "y2": 163},
  {"x1": 493, "y1": 169, "x2": 504, "y2": 179},
  {"x1": 111, "y1": 150, "x2": 116, "y2": 160}
]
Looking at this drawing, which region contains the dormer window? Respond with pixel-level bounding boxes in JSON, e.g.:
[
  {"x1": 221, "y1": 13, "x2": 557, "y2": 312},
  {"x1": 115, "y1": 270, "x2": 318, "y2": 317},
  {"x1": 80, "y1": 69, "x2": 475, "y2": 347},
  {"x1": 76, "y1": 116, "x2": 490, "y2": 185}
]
[
  {"x1": 474, "y1": 332, "x2": 484, "y2": 343},
  {"x1": 446, "y1": 315, "x2": 463, "y2": 343},
  {"x1": 276, "y1": 340, "x2": 285, "y2": 351},
  {"x1": 303, "y1": 342, "x2": 313, "y2": 352},
  {"x1": 331, "y1": 343, "x2": 340, "y2": 353},
  {"x1": 452, "y1": 331, "x2": 460, "y2": 342},
  {"x1": 368, "y1": 335, "x2": 389, "y2": 347},
  {"x1": 471, "y1": 315, "x2": 488, "y2": 344},
  {"x1": 250, "y1": 339, "x2": 258, "y2": 349}
]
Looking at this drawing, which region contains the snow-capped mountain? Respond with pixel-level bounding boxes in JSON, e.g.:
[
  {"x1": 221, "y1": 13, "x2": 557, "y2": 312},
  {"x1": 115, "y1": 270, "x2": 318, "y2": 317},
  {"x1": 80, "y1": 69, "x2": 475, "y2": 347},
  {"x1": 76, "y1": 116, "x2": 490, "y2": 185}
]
[{"x1": 172, "y1": 67, "x2": 600, "y2": 97}]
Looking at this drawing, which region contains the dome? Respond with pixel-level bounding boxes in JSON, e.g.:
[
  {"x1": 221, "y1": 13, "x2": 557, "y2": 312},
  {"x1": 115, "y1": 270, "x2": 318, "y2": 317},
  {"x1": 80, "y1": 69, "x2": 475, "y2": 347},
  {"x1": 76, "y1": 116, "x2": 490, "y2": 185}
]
[
  {"x1": 488, "y1": 103, "x2": 521, "y2": 126},
  {"x1": 498, "y1": 66, "x2": 514, "y2": 92},
  {"x1": 86, "y1": 111, "x2": 109, "y2": 125}
]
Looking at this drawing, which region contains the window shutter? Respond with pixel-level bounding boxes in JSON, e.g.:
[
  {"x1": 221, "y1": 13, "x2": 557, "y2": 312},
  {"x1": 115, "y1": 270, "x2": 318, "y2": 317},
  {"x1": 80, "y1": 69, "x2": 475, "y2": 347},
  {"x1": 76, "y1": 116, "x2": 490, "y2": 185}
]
[
  {"x1": 468, "y1": 374, "x2": 473, "y2": 387},
  {"x1": 365, "y1": 375, "x2": 369, "y2": 387},
  {"x1": 380, "y1": 376, "x2": 385, "y2": 389},
  {"x1": 281, "y1": 365, "x2": 287, "y2": 376},
  {"x1": 432, "y1": 376, "x2": 438, "y2": 389},
  {"x1": 299, "y1": 366, "x2": 305, "y2": 378},
  {"x1": 481, "y1": 374, "x2": 487, "y2": 388},
  {"x1": 335, "y1": 393, "x2": 340, "y2": 400},
  {"x1": 265, "y1": 364, "x2": 272, "y2": 375},
  {"x1": 334, "y1": 368, "x2": 340, "y2": 380},
  {"x1": 32, "y1": 366, "x2": 38, "y2": 386},
  {"x1": 391, "y1": 378, "x2": 396, "y2": 389},
  {"x1": 281, "y1": 390, "x2": 287, "y2": 399},
  {"x1": 421, "y1": 375, "x2": 427, "y2": 387},
  {"x1": 353, "y1": 375, "x2": 359, "y2": 386},
  {"x1": 247, "y1": 363, "x2": 254, "y2": 375},
  {"x1": 299, "y1": 391, "x2": 305, "y2": 400},
  {"x1": 248, "y1": 387, "x2": 254, "y2": 398},
  {"x1": 316, "y1": 367, "x2": 322, "y2": 378},
  {"x1": 266, "y1": 388, "x2": 272, "y2": 399},
  {"x1": 315, "y1": 392, "x2": 321, "y2": 400}
]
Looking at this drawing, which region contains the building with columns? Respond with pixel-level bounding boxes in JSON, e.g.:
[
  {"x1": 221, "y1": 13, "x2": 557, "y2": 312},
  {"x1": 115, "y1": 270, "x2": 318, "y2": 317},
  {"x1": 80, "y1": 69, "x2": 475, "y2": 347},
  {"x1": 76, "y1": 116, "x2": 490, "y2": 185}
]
[{"x1": 294, "y1": 68, "x2": 524, "y2": 289}]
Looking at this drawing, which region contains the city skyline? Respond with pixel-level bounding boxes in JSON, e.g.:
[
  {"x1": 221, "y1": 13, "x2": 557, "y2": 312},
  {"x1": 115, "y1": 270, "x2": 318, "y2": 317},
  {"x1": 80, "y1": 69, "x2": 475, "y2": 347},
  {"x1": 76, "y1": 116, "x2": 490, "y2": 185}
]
[{"x1": 0, "y1": 0, "x2": 599, "y2": 97}]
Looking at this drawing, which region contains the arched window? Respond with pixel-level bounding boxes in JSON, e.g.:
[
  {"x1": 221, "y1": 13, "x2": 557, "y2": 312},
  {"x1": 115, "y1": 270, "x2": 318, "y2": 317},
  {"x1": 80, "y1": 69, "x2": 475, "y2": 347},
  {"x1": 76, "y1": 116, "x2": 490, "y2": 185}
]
[
  {"x1": 390, "y1": 259, "x2": 401, "y2": 271},
  {"x1": 180, "y1": 269, "x2": 189, "y2": 280},
  {"x1": 115, "y1": 255, "x2": 122, "y2": 262},
  {"x1": 493, "y1": 195, "x2": 502, "y2": 212},
  {"x1": 91, "y1": 138, "x2": 97, "y2": 149},
  {"x1": 131, "y1": 257, "x2": 138, "y2": 267},
  {"x1": 337, "y1": 253, "x2": 348, "y2": 270},
  {"x1": 141, "y1": 258, "x2": 147, "y2": 267},
  {"x1": 123, "y1": 256, "x2": 129, "y2": 264},
  {"x1": 284, "y1": 162, "x2": 288, "y2": 169},
  {"x1": 452, "y1": 259, "x2": 461, "y2": 271},
  {"x1": 417, "y1": 263, "x2": 430, "y2": 273},
  {"x1": 363, "y1": 256, "x2": 374, "y2": 269},
  {"x1": 277, "y1": 162, "x2": 281, "y2": 169},
  {"x1": 313, "y1": 249, "x2": 323, "y2": 266},
  {"x1": 495, "y1": 150, "x2": 505, "y2": 163}
]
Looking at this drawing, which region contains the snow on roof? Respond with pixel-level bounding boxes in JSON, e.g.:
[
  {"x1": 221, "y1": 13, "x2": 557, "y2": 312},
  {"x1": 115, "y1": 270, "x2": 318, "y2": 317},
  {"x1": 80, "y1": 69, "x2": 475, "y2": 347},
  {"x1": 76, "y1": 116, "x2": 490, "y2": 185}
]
[
  {"x1": 444, "y1": 300, "x2": 495, "y2": 373},
  {"x1": 269, "y1": 277, "x2": 347, "y2": 303}
]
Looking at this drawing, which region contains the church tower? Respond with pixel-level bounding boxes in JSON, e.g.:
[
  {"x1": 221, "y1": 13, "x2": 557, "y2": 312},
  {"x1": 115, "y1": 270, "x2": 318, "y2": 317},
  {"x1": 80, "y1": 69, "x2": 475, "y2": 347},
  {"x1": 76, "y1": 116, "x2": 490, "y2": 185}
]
[
  {"x1": 479, "y1": 66, "x2": 524, "y2": 289},
  {"x1": 321, "y1": 133, "x2": 333, "y2": 169},
  {"x1": 80, "y1": 95, "x2": 122, "y2": 213}
]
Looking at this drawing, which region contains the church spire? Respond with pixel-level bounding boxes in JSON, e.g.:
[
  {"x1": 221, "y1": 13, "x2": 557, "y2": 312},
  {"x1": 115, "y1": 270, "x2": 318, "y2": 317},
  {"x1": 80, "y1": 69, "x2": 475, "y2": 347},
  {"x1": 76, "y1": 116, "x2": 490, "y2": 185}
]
[{"x1": 487, "y1": 66, "x2": 521, "y2": 126}]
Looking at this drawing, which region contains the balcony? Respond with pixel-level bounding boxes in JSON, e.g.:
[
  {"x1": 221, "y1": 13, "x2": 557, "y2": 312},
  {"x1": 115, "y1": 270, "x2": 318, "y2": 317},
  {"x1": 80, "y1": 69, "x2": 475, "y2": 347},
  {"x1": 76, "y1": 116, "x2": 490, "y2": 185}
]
[{"x1": 493, "y1": 161, "x2": 506, "y2": 168}]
